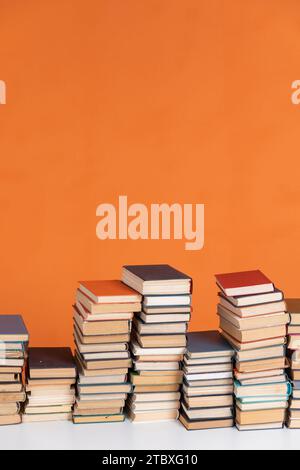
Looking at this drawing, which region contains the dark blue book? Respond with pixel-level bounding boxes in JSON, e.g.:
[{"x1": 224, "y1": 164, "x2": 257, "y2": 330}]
[
  {"x1": 186, "y1": 331, "x2": 234, "y2": 359},
  {"x1": 0, "y1": 315, "x2": 28, "y2": 342}
]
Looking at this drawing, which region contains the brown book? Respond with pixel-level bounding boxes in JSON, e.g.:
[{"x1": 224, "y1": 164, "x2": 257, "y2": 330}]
[
  {"x1": 0, "y1": 373, "x2": 19, "y2": 382},
  {"x1": 236, "y1": 407, "x2": 286, "y2": 425},
  {"x1": 220, "y1": 318, "x2": 286, "y2": 343},
  {"x1": 184, "y1": 395, "x2": 233, "y2": 408},
  {"x1": 73, "y1": 406, "x2": 122, "y2": 415},
  {"x1": 28, "y1": 348, "x2": 76, "y2": 379},
  {"x1": 135, "y1": 333, "x2": 187, "y2": 348},
  {"x1": 137, "y1": 370, "x2": 183, "y2": 377},
  {"x1": 0, "y1": 414, "x2": 21, "y2": 425},
  {"x1": 74, "y1": 303, "x2": 134, "y2": 322},
  {"x1": 235, "y1": 357, "x2": 286, "y2": 373},
  {"x1": 290, "y1": 370, "x2": 300, "y2": 380},
  {"x1": 74, "y1": 311, "x2": 130, "y2": 336},
  {"x1": 179, "y1": 413, "x2": 233, "y2": 430},
  {"x1": 130, "y1": 372, "x2": 183, "y2": 386}
]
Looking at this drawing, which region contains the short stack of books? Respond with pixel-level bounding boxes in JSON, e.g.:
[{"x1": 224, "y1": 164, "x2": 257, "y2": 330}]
[
  {"x1": 286, "y1": 298, "x2": 300, "y2": 428},
  {"x1": 23, "y1": 347, "x2": 76, "y2": 422},
  {"x1": 215, "y1": 270, "x2": 290, "y2": 431},
  {"x1": 179, "y1": 331, "x2": 234, "y2": 430},
  {"x1": 122, "y1": 264, "x2": 191, "y2": 422},
  {"x1": 0, "y1": 315, "x2": 28, "y2": 425},
  {"x1": 73, "y1": 280, "x2": 141, "y2": 424}
]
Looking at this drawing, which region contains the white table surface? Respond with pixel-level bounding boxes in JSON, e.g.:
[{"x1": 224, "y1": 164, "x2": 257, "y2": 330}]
[{"x1": 0, "y1": 419, "x2": 300, "y2": 450}]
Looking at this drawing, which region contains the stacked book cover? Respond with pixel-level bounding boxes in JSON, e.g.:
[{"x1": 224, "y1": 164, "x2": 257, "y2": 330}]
[
  {"x1": 122, "y1": 264, "x2": 191, "y2": 422},
  {"x1": 0, "y1": 315, "x2": 28, "y2": 425},
  {"x1": 179, "y1": 331, "x2": 234, "y2": 430},
  {"x1": 286, "y1": 298, "x2": 300, "y2": 428},
  {"x1": 23, "y1": 347, "x2": 76, "y2": 422},
  {"x1": 73, "y1": 280, "x2": 141, "y2": 423},
  {"x1": 216, "y1": 270, "x2": 290, "y2": 430}
]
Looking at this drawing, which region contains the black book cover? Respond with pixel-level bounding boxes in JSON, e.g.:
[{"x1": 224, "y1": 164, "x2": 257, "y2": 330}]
[
  {"x1": 0, "y1": 315, "x2": 28, "y2": 338},
  {"x1": 123, "y1": 264, "x2": 191, "y2": 282},
  {"x1": 187, "y1": 331, "x2": 234, "y2": 355},
  {"x1": 28, "y1": 347, "x2": 75, "y2": 371}
]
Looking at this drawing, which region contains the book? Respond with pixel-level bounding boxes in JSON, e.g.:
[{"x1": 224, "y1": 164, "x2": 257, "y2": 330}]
[
  {"x1": 78, "y1": 280, "x2": 141, "y2": 304},
  {"x1": 236, "y1": 407, "x2": 286, "y2": 425},
  {"x1": 219, "y1": 318, "x2": 286, "y2": 343},
  {"x1": 139, "y1": 312, "x2": 190, "y2": 323},
  {"x1": 179, "y1": 412, "x2": 233, "y2": 430},
  {"x1": 122, "y1": 264, "x2": 191, "y2": 295},
  {"x1": 74, "y1": 312, "x2": 130, "y2": 336},
  {"x1": 217, "y1": 305, "x2": 289, "y2": 330},
  {"x1": 221, "y1": 330, "x2": 286, "y2": 351},
  {"x1": 0, "y1": 315, "x2": 29, "y2": 342},
  {"x1": 28, "y1": 348, "x2": 76, "y2": 379},
  {"x1": 143, "y1": 295, "x2": 191, "y2": 307},
  {"x1": 76, "y1": 290, "x2": 140, "y2": 314},
  {"x1": 186, "y1": 331, "x2": 234, "y2": 359},
  {"x1": 133, "y1": 318, "x2": 187, "y2": 335},
  {"x1": 135, "y1": 333, "x2": 187, "y2": 348},
  {"x1": 215, "y1": 270, "x2": 274, "y2": 297},
  {"x1": 73, "y1": 413, "x2": 125, "y2": 424},
  {"x1": 74, "y1": 303, "x2": 134, "y2": 322},
  {"x1": 143, "y1": 305, "x2": 191, "y2": 314},
  {"x1": 127, "y1": 409, "x2": 179, "y2": 422},
  {"x1": 219, "y1": 289, "x2": 283, "y2": 308}
]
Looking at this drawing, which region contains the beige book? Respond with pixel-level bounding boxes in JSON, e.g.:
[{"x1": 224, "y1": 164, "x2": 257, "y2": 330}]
[
  {"x1": 73, "y1": 414, "x2": 124, "y2": 424},
  {"x1": 184, "y1": 394, "x2": 233, "y2": 408},
  {"x1": 217, "y1": 305, "x2": 289, "y2": 330},
  {"x1": 22, "y1": 413, "x2": 72, "y2": 423},
  {"x1": 220, "y1": 318, "x2": 286, "y2": 343},
  {"x1": 0, "y1": 414, "x2": 21, "y2": 425},
  {"x1": 236, "y1": 407, "x2": 286, "y2": 425},
  {"x1": 128, "y1": 409, "x2": 179, "y2": 422},
  {"x1": 221, "y1": 330, "x2": 286, "y2": 351}
]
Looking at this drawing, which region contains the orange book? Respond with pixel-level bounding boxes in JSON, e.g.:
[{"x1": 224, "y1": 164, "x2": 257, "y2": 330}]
[{"x1": 78, "y1": 280, "x2": 141, "y2": 304}]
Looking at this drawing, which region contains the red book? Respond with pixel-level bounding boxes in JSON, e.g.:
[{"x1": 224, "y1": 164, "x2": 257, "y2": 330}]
[{"x1": 215, "y1": 270, "x2": 274, "y2": 297}]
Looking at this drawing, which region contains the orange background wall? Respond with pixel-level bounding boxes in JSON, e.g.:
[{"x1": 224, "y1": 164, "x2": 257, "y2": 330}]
[{"x1": 1, "y1": 0, "x2": 300, "y2": 347}]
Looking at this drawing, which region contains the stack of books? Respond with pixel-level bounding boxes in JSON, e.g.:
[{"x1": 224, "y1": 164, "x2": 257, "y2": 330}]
[
  {"x1": 179, "y1": 331, "x2": 234, "y2": 430},
  {"x1": 215, "y1": 270, "x2": 290, "y2": 431},
  {"x1": 0, "y1": 315, "x2": 28, "y2": 425},
  {"x1": 122, "y1": 264, "x2": 191, "y2": 422},
  {"x1": 286, "y1": 298, "x2": 300, "y2": 428},
  {"x1": 23, "y1": 347, "x2": 76, "y2": 422},
  {"x1": 73, "y1": 280, "x2": 141, "y2": 424}
]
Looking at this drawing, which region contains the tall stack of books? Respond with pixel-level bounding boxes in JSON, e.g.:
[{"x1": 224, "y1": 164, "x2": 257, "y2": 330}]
[
  {"x1": 215, "y1": 270, "x2": 290, "y2": 431},
  {"x1": 122, "y1": 264, "x2": 191, "y2": 423},
  {"x1": 23, "y1": 347, "x2": 76, "y2": 422},
  {"x1": 73, "y1": 280, "x2": 141, "y2": 424},
  {"x1": 179, "y1": 331, "x2": 234, "y2": 430},
  {"x1": 286, "y1": 299, "x2": 300, "y2": 429},
  {"x1": 0, "y1": 315, "x2": 28, "y2": 425}
]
